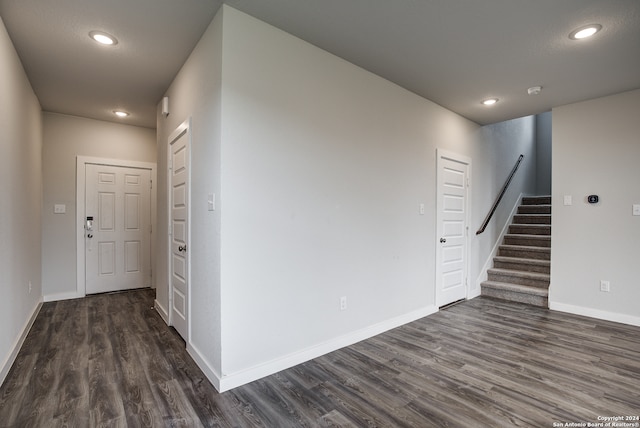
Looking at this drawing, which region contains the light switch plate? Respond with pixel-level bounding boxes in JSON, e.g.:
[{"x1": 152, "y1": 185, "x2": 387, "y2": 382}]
[
  {"x1": 563, "y1": 195, "x2": 572, "y2": 206},
  {"x1": 633, "y1": 204, "x2": 640, "y2": 216},
  {"x1": 208, "y1": 193, "x2": 215, "y2": 211}
]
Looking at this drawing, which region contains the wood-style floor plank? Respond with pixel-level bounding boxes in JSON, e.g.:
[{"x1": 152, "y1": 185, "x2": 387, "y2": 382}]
[{"x1": 1, "y1": 289, "x2": 639, "y2": 427}]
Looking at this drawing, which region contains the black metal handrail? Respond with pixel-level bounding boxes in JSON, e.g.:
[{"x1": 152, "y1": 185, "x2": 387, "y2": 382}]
[{"x1": 476, "y1": 154, "x2": 524, "y2": 235}]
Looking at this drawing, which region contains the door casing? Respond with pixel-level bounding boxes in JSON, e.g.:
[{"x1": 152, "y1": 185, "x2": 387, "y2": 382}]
[{"x1": 76, "y1": 156, "x2": 157, "y2": 298}]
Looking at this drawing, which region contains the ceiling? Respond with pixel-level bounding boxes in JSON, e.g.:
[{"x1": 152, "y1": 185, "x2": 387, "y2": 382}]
[{"x1": 0, "y1": 0, "x2": 638, "y2": 128}]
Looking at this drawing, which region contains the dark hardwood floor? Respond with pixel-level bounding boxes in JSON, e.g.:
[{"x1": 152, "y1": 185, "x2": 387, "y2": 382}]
[{"x1": 1, "y1": 289, "x2": 638, "y2": 427}]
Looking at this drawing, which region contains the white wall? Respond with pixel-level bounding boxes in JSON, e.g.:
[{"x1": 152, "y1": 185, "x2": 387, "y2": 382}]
[
  {"x1": 218, "y1": 7, "x2": 537, "y2": 387},
  {"x1": 155, "y1": 10, "x2": 223, "y2": 380},
  {"x1": 41, "y1": 113, "x2": 156, "y2": 300},
  {"x1": 551, "y1": 89, "x2": 640, "y2": 326},
  {"x1": 221, "y1": 5, "x2": 452, "y2": 379},
  {"x1": 0, "y1": 17, "x2": 43, "y2": 384},
  {"x1": 156, "y1": 5, "x2": 538, "y2": 391}
]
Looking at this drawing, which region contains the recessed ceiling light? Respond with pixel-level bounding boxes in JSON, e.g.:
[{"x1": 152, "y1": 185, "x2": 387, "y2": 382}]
[
  {"x1": 482, "y1": 98, "x2": 499, "y2": 106},
  {"x1": 89, "y1": 31, "x2": 118, "y2": 46},
  {"x1": 113, "y1": 110, "x2": 129, "y2": 118},
  {"x1": 527, "y1": 86, "x2": 542, "y2": 96},
  {"x1": 569, "y1": 24, "x2": 602, "y2": 40}
]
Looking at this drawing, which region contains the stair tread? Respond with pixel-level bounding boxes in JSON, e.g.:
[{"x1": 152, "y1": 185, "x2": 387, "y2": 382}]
[
  {"x1": 487, "y1": 268, "x2": 550, "y2": 279},
  {"x1": 517, "y1": 204, "x2": 553, "y2": 214},
  {"x1": 481, "y1": 281, "x2": 549, "y2": 296},
  {"x1": 509, "y1": 224, "x2": 551, "y2": 235},
  {"x1": 522, "y1": 196, "x2": 551, "y2": 202},
  {"x1": 500, "y1": 244, "x2": 551, "y2": 252},
  {"x1": 493, "y1": 256, "x2": 550, "y2": 266},
  {"x1": 504, "y1": 233, "x2": 551, "y2": 239},
  {"x1": 483, "y1": 196, "x2": 552, "y2": 308},
  {"x1": 503, "y1": 234, "x2": 551, "y2": 247}
]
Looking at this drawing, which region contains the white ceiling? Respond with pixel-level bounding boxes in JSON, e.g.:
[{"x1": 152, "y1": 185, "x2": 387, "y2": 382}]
[{"x1": 1, "y1": 0, "x2": 639, "y2": 128}]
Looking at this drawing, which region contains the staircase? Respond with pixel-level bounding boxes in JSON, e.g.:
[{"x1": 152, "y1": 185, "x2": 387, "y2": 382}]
[{"x1": 481, "y1": 196, "x2": 551, "y2": 307}]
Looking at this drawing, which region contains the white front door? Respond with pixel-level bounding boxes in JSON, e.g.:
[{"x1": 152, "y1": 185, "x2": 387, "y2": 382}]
[
  {"x1": 85, "y1": 164, "x2": 151, "y2": 294},
  {"x1": 435, "y1": 150, "x2": 471, "y2": 307},
  {"x1": 169, "y1": 122, "x2": 190, "y2": 341}
]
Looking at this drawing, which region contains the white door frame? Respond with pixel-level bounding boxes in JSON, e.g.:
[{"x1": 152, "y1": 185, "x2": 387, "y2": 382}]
[
  {"x1": 76, "y1": 156, "x2": 157, "y2": 298},
  {"x1": 167, "y1": 119, "x2": 191, "y2": 337},
  {"x1": 435, "y1": 148, "x2": 472, "y2": 307}
]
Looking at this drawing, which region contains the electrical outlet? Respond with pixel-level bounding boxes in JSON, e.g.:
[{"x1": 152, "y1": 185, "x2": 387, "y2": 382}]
[
  {"x1": 600, "y1": 280, "x2": 610, "y2": 292},
  {"x1": 340, "y1": 296, "x2": 347, "y2": 311}
]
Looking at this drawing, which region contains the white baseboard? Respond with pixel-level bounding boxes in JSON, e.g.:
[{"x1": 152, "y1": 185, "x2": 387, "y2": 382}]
[
  {"x1": 0, "y1": 299, "x2": 43, "y2": 385},
  {"x1": 187, "y1": 342, "x2": 223, "y2": 391},
  {"x1": 154, "y1": 299, "x2": 170, "y2": 325},
  {"x1": 199, "y1": 304, "x2": 438, "y2": 392},
  {"x1": 467, "y1": 287, "x2": 482, "y2": 300},
  {"x1": 549, "y1": 301, "x2": 640, "y2": 327},
  {"x1": 43, "y1": 291, "x2": 83, "y2": 302},
  {"x1": 474, "y1": 193, "x2": 524, "y2": 291}
]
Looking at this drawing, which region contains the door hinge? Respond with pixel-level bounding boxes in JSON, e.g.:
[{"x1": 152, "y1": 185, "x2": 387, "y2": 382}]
[
  {"x1": 150, "y1": 179, "x2": 153, "y2": 189},
  {"x1": 466, "y1": 177, "x2": 470, "y2": 187}
]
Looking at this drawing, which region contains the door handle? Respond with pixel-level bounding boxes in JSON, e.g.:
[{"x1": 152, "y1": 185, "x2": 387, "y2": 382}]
[
  {"x1": 440, "y1": 238, "x2": 446, "y2": 243},
  {"x1": 178, "y1": 245, "x2": 187, "y2": 253}
]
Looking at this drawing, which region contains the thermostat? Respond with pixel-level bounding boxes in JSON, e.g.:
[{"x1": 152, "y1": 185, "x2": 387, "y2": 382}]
[{"x1": 587, "y1": 195, "x2": 599, "y2": 204}]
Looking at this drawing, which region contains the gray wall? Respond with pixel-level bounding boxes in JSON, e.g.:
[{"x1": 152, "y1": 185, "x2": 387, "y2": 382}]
[
  {"x1": 0, "y1": 17, "x2": 43, "y2": 384},
  {"x1": 536, "y1": 111, "x2": 552, "y2": 195},
  {"x1": 156, "y1": 5, "x2": 538, "y2": 391},
  {"x1": 41, "y1": 113, "x2": 156, "y2": 299},
  {"x1": 551, "y1": 89, "x2": 640, "y2": 325}
]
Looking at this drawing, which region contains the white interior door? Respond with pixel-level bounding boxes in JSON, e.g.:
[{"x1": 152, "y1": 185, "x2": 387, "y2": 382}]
[
  {"x1": 85, "y1": 164, "x2": 151, "y2": 294},
  {"x1": 169, "y1": 123, "x2": 190, "y2": 341},
  {"x1": 436, "y1": 150, "x2": 471, "y2": 307}
]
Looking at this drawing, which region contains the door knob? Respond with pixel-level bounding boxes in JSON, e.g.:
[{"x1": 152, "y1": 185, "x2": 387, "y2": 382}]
[
  {"x1": 440, "y1": 238, "x2": 446, "y2": 243},
  {"x1": 178, "y1": 245, "x2": 187, "y2": 252}
]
